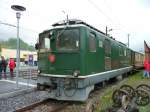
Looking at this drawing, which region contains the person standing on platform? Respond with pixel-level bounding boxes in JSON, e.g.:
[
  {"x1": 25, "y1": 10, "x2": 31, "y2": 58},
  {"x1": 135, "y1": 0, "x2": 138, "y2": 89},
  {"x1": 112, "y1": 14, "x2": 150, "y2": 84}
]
[
  {"x1": 9, "y1": 58, "x2": 16, "y2": 78},
  {"x1": 1, "y1": 56, "x2": 7, "y2": 79}
]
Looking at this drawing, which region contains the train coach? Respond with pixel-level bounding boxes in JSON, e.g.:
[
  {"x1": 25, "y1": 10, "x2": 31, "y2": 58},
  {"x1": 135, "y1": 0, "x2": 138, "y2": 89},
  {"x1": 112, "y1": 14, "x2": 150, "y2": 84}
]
[
  {"x1": 132, "y1": 51, "x2": 144, "y2": 69},
  {"x1": 35, "y1": 19, "x2": 143, "y2": 101}
]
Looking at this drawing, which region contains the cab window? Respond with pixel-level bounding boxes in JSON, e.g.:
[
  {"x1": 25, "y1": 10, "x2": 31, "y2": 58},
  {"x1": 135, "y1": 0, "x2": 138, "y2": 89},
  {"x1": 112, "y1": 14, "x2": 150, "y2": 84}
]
[
  {"x1": 56, "y1": 29, "x2": 79, "y2": 51},
  {"x1": 39, "y1": 34, "x2": 50, "y2": 49}
]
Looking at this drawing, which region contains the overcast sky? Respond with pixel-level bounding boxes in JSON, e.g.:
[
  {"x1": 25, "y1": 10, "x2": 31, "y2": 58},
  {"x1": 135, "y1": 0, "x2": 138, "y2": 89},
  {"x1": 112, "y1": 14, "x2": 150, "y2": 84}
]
[{"x1": 0, "y1": 0, "x2": 150, "y2": 52}]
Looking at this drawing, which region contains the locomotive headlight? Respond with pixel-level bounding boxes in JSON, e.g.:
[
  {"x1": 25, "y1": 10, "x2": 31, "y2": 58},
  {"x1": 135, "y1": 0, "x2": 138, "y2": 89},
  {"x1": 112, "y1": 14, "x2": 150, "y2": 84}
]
[
  {"x1": 73, "y1": 70, "x2": 80, "y2": 77},
  {"x1": 38, "y1": 70, "x2": 41, "y2": 74}
]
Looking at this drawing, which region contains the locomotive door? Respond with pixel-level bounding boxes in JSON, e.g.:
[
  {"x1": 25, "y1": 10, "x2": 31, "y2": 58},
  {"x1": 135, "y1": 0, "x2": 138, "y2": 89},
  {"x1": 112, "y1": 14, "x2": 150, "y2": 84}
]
[
  {"x1": 104, "y1": 39, "x2": 111, "y2": 71},
  {"x1": 86, "y1": 32, "x2": 98, "y2": 74}
]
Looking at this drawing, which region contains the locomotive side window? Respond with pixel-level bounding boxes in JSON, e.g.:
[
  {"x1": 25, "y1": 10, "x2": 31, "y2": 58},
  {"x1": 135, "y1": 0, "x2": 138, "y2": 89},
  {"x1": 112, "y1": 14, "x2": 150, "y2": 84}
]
[
  {"x1": 104, "y1": 39, "x2": 111, "y2": 54},
  {"x1": 99, "y1": 40, "x2": 103, "y2": 48},
  {"x1": 56, "y1": 29, "x2": 79, "y2": 51},
  {"x1": 124, "y1": 48, "x2": 127, "y2": 56},
  {"x1": 119, "y1": 46, "x2": 123, "y2": 56},
  {"x1": 39, "y1": 34, "x2": 50, "y2": 49},
  {"x1": 44, "y1": 38, "x2": 50, "y2": 49},
  {"x1": 89, "y1": 33, "x2": 96, "y2": 52},
  {"x1": 126, "y1": 49, "x2": 130, "y2": 57}
]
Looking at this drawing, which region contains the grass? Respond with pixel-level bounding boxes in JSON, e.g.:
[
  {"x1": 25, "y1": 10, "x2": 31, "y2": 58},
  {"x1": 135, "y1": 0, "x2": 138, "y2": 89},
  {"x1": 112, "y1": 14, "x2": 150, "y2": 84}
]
[{"x1": 97, "y1": 71, "x2": 150, "y2": 112}]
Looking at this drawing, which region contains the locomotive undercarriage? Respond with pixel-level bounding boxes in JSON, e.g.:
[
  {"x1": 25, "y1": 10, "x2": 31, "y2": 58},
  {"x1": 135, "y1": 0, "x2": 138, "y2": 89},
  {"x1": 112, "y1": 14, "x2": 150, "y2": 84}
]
[{"x1": 37, "y1": 66, "x2": 133, "y2": 101}]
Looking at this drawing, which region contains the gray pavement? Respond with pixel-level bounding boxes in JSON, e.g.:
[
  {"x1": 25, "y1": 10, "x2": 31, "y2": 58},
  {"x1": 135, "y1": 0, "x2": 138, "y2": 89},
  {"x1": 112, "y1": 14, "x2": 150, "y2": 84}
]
[
  {"x1": 0, "y1": 74, "x2": 37, "y2": 98},
  {"x1": 0, "y1": 80, "x2": 36, "y2": 95},
  {"x1": 0, "y1": 65, "x2": 37, "y2": 101},
  {"x1": 0, "y1": 74, "x2": 37, "y2": 85},
  {"x1": 0, "y1": 80, "x2": 24, "y2": 94}
]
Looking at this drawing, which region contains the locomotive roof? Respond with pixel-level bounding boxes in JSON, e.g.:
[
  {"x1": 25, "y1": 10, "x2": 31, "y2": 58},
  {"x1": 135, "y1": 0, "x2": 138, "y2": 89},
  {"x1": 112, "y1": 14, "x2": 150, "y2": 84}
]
[
  {"x1": 40, "y1": 19, "x2": 127, "y2": 47},
  {"x1": 52, "y1": 19, "x2": 106, "y2": 35},
  {"x1": 52, "y1": 19, "x2": 127, "y2": 46}
]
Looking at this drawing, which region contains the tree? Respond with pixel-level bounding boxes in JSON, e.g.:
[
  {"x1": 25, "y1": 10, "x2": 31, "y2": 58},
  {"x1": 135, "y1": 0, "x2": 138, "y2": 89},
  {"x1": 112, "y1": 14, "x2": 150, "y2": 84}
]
[{"x1": 0, "y1": 38, "x2": 35, "y2": 51}]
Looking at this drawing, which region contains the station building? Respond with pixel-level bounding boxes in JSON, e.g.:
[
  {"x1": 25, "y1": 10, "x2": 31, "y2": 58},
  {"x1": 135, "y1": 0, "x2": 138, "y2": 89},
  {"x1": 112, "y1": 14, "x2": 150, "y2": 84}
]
[{"x1": 0, "y1": 48, "x2": 37, "y2": 65}]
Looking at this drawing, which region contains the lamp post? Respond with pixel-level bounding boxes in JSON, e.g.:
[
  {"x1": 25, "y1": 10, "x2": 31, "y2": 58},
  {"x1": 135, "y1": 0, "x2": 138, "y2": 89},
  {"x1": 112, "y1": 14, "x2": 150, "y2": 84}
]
[{"x1": 11, "y1": 5, "x2": 26, "y2": 88}]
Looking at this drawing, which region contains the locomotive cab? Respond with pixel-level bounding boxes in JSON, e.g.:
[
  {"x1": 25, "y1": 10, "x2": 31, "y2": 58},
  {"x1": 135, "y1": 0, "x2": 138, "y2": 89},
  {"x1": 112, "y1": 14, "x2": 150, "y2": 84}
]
[{"x1": 37, "y1": 26, "x2": 82, "y2": 77}]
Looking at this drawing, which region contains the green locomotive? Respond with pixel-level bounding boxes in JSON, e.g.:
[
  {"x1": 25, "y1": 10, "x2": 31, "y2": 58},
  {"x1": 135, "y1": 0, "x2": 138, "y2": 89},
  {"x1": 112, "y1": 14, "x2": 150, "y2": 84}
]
[{"x1": 36, "y1": 19, "x2": 143, "y2": 101}]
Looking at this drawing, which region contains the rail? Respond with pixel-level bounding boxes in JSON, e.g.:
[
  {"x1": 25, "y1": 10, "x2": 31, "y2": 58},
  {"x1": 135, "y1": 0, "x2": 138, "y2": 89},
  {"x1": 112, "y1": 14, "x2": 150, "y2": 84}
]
[{"x1": 16, "y1": 99, "x2": 69, "y2": 112}]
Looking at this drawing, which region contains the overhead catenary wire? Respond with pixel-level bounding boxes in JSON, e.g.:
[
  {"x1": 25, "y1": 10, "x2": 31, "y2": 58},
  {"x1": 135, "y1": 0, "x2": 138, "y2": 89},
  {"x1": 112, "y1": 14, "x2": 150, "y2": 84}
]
[
  {"x1": 0, "y1": 20, "x2": 39, "y2": 33},
  {"x1": 87, "y1": 0, "x2": 132, "y2": 48},
  {"x1": 0, "y1": 1, "x2": 47, "y2": 34},
  {"x1": 87, "y1": 0, "x2": 114, "y2": 24},
  {"x1": 0, "y1": 0, "x2": 129, "y2": 37},
  {"x1": 102, "y1": 0, "x2": 129, "y2": 33},
  {"x1": 87, "y1": 0, "x2": 129, "y2": 34},
  {"x1": 0, "y1": 21, "x2": 16, "y2": 27}
]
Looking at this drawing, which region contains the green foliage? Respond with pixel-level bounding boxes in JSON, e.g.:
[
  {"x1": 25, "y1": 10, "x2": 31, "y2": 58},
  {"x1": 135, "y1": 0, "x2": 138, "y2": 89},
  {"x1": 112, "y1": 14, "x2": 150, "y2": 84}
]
[{"x1": 0, "y1": 38, "x2": 35, "y2": 51}]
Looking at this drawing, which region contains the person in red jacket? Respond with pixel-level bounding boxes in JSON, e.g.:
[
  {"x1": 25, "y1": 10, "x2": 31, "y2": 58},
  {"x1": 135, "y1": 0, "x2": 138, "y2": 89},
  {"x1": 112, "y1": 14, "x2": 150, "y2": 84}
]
[
  {"x1": 143, "y1": 59, "x2": 149, "y2": 78},
  {"x1": 147, "y1": 61, "x2": 150, "y2": 78},
  {"x1": 9, "y1": 58, "x2": 16, "y2": 78}
]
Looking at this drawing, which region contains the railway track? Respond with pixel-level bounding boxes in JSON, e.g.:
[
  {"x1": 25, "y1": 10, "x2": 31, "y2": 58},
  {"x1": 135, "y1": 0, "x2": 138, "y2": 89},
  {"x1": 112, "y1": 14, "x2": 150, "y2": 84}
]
[
  {"x1": 0, "y1": 86, "x2": 69, "y2": 112},
  {"x1": 0, "y1": 89, "x2": 49, "y2": 112},
  {"x1": 16, "y1": 93, "x2": 99, "y2": 112},
  {"x1": 14, "y1": 85, "x2": 105, "y2": 112},
  {"x1": 13, "y1": 77, "x2": 127, "y2": 112},
  {"x1": 16, "y1": 99, "x2": 69, "y2": 112}
]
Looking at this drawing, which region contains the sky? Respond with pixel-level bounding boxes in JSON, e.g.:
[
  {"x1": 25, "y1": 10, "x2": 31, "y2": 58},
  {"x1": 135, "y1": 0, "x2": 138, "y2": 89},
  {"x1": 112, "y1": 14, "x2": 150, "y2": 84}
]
[{"x1": 0, "y1": 0, "x2": 150, "y2": 52}]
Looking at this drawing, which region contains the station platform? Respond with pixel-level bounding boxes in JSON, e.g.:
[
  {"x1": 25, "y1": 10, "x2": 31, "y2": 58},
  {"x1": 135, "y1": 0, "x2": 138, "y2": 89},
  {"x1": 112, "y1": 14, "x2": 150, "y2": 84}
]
[{"x1": 0, "y1": 79, "x2": 36, "y2": 99}]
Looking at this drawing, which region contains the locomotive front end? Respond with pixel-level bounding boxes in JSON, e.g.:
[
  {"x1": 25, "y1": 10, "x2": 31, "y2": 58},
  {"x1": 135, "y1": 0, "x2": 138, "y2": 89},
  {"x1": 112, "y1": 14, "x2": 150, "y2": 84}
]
[
  {"x1": 38, "y1": 27, "x2": 80, "y2": 76},
  {"x1": 36, "y1": 23, "x2": 91, "y2": 101}
]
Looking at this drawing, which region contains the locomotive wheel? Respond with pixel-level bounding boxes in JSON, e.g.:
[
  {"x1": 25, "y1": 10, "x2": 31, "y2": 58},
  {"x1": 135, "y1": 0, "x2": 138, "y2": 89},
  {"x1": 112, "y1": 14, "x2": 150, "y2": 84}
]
[
  {"x1": 112, "y1": 89, "x2": 129, "y2": 106},
  {"x1": 136, "y1": 84, "x2": 150, "y2": 93},
  {"x1": 135, "y1": 89, "x2": 150, "y2": 106},
  {"x1": 120, "y1": 85, "x2": 135, "y2": 97},
  {"x1": 63, "y1": 88, "x2": 77, "y2": 97}
]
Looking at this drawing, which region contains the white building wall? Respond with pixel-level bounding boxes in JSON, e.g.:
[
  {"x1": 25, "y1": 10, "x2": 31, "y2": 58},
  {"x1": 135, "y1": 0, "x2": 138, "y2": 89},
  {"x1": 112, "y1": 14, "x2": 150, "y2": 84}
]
[{"x1": 1, "y1": 48, "x2": 37, "y2": 61}]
